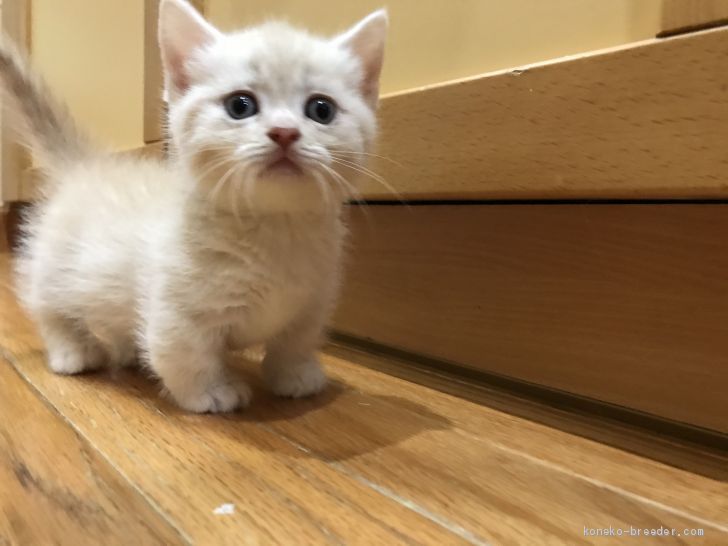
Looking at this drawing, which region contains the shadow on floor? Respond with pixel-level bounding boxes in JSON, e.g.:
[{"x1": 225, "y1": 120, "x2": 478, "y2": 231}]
[{"x1": 66, "y1": 354, "x2": 453, "y2": 463}]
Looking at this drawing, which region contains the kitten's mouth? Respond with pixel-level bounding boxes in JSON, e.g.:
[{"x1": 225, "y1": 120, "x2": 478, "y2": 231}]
[{"x1": 263, "y1": 156, "x2": 304, "y2": 176}]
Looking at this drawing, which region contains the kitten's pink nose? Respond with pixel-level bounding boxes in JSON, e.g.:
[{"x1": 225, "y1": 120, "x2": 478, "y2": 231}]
[{"x1": 267, "y1": 127, "x2": 301, "y2": 149}]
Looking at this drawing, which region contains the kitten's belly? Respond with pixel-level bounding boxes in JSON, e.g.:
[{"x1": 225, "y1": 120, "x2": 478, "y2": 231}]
[{"x1": 227, "y1": 282, "x2": 310, "y2": 346}]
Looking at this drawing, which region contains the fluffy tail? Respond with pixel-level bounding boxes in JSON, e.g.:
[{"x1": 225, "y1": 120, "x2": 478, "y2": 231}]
[{"x1": 0, "y1": 39, "x2": 90, "y2": 168}]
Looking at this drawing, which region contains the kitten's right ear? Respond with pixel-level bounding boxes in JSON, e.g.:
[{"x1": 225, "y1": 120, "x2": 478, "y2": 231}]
[{"x1": 158, "y1": 0, "x2": 221, "y2": 102}]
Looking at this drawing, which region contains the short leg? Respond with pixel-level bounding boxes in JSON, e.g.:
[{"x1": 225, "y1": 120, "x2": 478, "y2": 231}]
[
  {"x1": 146, "y1": 320, "x2": 251, "y2": 413},
  {"x1": 97, "y1": 331, "x2": 138, "y2": 369},
  {"x1": 38, "y1": 314, "x2": 106, "y2": 375},
  {"x1": 262, "y1": 308, "x2": 328, "y2": 398}
]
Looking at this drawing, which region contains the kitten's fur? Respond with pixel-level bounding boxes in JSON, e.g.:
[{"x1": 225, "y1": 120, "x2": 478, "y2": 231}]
[{"x1": 0, "y1": 0, "x2": 387, "y2": 412}]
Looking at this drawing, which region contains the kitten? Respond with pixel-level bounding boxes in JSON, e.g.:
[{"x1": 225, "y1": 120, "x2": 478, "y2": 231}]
[{"x1": 0, "y1": 0, "x2": 387, "y2": 412}]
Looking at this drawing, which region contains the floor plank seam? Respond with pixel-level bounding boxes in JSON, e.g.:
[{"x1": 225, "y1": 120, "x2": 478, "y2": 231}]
[
  {"x1": 189, "y1": 425, "x2": 347, "y2": 545},
  {"x1": 256, "y1": 422, "x2": 492, "y2": 546},
  {"x1": 280, "y1": 460, "x2": 424, "y2": 546},
  {"x1": 481, "y1": 436, "x2": 728, "y2": 532},
  {"x1": 0, "y1": 349, "x2": 194, "y2": 546},
  {"x1": 329, "y1": 461, "x2": 493, "y2": 546}
]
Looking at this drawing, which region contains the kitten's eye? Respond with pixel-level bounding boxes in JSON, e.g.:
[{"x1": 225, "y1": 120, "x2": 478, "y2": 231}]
[
  {"x1": 224, "y1": 93, "x2": 258, "y2": 120},
  {"x1": 305, "y1": 96, "x2": 337, "y2": 124}
]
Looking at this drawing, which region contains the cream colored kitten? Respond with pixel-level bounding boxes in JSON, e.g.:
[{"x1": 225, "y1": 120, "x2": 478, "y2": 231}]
[{"x1": 0, "y1": 0, "x2": 387, "y2": 412}]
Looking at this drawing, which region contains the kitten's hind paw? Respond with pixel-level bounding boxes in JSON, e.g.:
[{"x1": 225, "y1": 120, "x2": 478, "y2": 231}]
[
  {"x1": 172, "y1": 380, "x2": 252, "y2": 413},
  {"x1": 48, "y1": 340, "x2": 106, "y2": 375}
]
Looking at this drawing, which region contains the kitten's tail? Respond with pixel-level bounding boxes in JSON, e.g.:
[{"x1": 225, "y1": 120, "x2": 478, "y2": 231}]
[{"x1": 0, "y1": 39, "x2": 91, "y2": 169}]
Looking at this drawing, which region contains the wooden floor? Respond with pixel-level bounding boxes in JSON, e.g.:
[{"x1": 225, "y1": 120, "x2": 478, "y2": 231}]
[{"x1": 0, "y1": 252, "x2": 726, "y2": 546}]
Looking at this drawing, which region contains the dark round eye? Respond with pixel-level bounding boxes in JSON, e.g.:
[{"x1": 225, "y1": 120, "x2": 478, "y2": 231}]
[
  {"x1": 224, "y1": 93, "x2": 258, "y2": 120},
  {"x1": 305, "y1": 96, "x2": 337, "y2": 124}
]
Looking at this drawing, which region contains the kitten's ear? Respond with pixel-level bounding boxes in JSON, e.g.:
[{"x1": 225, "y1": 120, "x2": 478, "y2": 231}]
[
  {"x1": 158, "y1": 0, "x2": 221, "y2": 102},
  {"x1": 335, "y1": 9, "x2": 388, "y2": 108}
]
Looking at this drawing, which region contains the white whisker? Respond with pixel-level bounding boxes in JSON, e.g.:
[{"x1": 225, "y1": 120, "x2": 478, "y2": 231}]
[
  {"x1": 312, "y1": 169, "x2": 333, "y2": 208},
  {"x1": 243, "y1": 167, "x2": 257, "y2": 216},
  {"x1": 320, "y1": 164, "x2": 372, "y2": 225},
  {"x1": 230, "y1": 169, "x2": 245, "y2": 225},
  {"x1": 198, "y1": 156, "x2": 235, "y2": 183},
  {"x1": 328, "y1": 149, "x2": 403, "y2": 167},
  {"x1": 329, "y1": 157, "x2": 407, "y2": 206},
  {"x1": 215, "y1": 163, "x2": 239, "y2": 209}
]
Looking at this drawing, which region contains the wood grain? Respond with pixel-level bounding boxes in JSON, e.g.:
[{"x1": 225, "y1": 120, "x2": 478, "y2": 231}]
[
  {"x1": 334, "y1": 205, "x2": 728, "y2": 432},
  {"x1": 0, "y1": 253, "x2": 726, "y2": 544},
  {"x1": 661, "y1": 0, "x2": 728, "y2": 35},
  {"x1": 322, "y1": 346, "x2": 728, "y2": 524},
  {"x1": 252, "y1": 354, "x2": 728, "y2": 545},
  {"x1": 359, "y1": 27, "x2": 728, "y2": 200},
  {"x1": 0, "y1": 359, "x2": 185, "y2": 546}
]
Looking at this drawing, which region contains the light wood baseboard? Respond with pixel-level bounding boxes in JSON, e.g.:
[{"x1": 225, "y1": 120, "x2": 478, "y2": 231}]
[
  {"x1": 325, "y1": 341, "x2": 728, "y2": 468},
  {"x1": 363, "y1": 26, "x2": 728, "y2": 201},
  {"x1": 660, "y1": 0, "x2": 728, "y2": 36}
]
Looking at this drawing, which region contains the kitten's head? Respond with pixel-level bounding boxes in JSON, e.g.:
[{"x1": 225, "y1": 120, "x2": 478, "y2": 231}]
[{"x1": 159, "y1": 0, "x2": 387, "y2": 212}]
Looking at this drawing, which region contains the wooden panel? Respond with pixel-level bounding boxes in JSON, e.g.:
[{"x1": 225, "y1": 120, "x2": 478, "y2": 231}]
[
  {"x1": 0, "y1": 0, "x2": 30, "y2": 205},
  {"x1": 143, "y1": 0, "x2": 163, "y2": 144},
  {"x1": 0, "y1": 260, "x2": 725, "y2": 544},
  {"x1": 661, "y1": 0, "x2": 728, "y2": 36},
  {"x1": 334, "y1": 205, "x2": 728, "y2": 432},
  {"x1": 0, "y1": 359, "x2": 184, "y2": 545},
  {"x1": 361, "y1": 27, "x2": 728, "y2": 200}
]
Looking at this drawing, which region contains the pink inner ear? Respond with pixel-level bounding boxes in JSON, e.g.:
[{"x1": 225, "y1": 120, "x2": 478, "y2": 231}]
[
  {"x1": 361, "y1": 56, "x2": 382, "y2": 101},
  {"x1": 159, "y1": 0, "x2": 222, "y2": 98},
  {"x1": 337, "y1": 11, "x2": 387, "y2": 107},
  {"x1": 168, "y1": 52, "x2": 190, "y2": 92}
]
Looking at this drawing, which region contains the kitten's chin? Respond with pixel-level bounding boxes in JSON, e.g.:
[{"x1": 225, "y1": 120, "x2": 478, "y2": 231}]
[
  {"x1": 205, "y1": 170, "x2": 343, "y2": 214},
  {"x1": 263, "y1": 157, "x2": 304, "y2": 177}
]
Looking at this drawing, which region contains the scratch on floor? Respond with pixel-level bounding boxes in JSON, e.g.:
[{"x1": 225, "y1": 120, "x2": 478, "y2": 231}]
[{"x1": 330, "y1": 461, "x2": 492, "y2": 546}]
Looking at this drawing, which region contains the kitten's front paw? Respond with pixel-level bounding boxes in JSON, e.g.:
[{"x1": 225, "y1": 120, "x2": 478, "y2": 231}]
[
  {"x1": 263, "y1": 357, "x2": 327, "y2": 398},
  {"x1": 172, "y1": 381, "x2": 252, "y2": 413}
]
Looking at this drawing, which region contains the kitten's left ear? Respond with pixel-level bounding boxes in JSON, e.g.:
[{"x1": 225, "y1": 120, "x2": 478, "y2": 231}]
[
  {"x1": 159, "y1": 0, "x2": 221, "y2": 102},
  {"x1": 335, "y1": 9, "x2": 388, "y2": 108}
]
